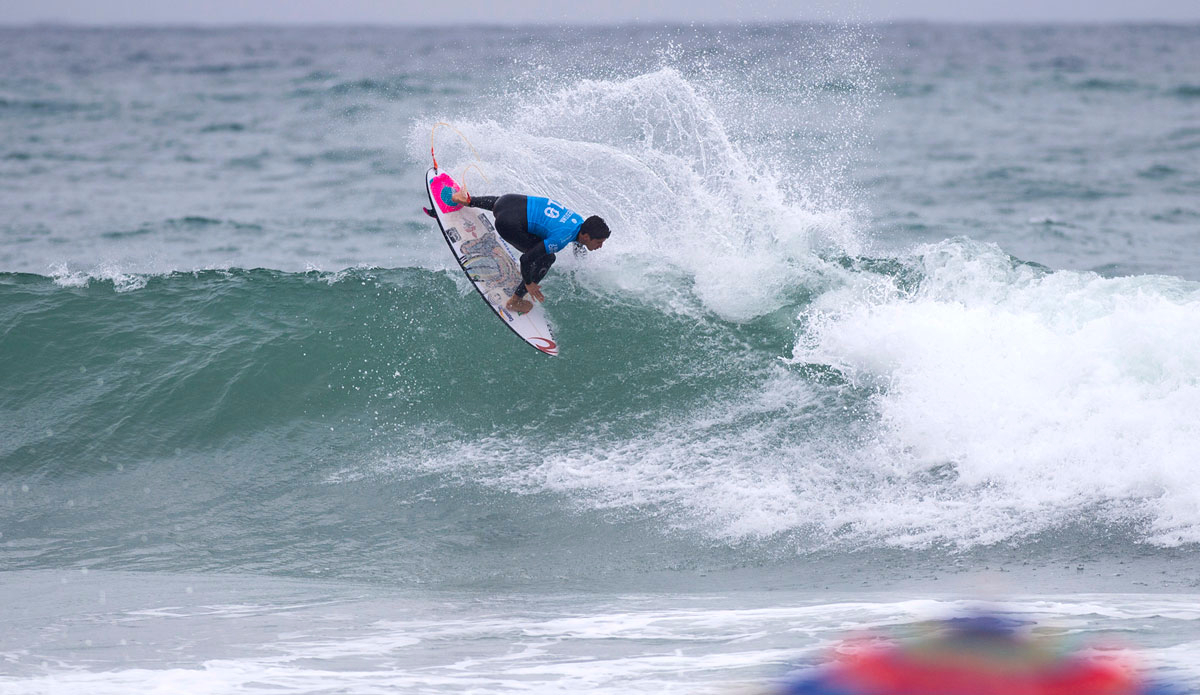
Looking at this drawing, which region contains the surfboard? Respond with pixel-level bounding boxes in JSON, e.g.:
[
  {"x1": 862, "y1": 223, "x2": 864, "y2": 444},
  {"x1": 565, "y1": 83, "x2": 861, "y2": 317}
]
[{"x1": 425, "y1": 168, "x2": 558, "y2": 356}]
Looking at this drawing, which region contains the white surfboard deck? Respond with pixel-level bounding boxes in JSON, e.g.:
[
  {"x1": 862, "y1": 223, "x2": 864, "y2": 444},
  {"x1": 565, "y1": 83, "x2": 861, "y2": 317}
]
[{"x1": 425, "y1": 167, "x2": 558, "y2": 356}]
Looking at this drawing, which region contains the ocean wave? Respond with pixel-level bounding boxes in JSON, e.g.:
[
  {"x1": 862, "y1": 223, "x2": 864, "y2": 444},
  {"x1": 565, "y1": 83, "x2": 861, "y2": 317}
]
[
  {"x1": 1073, "y1": 77, "x2": 1140, "y2": 92},
  {"x1": 0, "y1": 97, "x2": 106, "y2": 114},
  {"x1": 4, "y1": 33, "x2": 1199, "y2": 573}
]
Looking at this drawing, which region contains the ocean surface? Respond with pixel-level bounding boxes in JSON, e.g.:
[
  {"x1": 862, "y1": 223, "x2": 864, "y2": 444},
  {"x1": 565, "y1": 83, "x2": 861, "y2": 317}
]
[{"x1": 1, "y1": 22, "x2": 1199, "y2": 693}]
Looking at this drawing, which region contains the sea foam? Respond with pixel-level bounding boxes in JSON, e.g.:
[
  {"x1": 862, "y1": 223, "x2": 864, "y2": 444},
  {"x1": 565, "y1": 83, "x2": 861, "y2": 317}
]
[
  {"x1": 794, "y1": 238, "x2": 1200, "y2": 545},
  {"x1": 415, "y1": 68, "x2": 863, "y2": 323}
]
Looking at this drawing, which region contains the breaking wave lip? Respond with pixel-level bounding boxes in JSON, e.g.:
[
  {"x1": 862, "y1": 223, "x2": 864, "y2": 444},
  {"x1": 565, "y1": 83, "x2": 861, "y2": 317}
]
[{"x1": 48, "y1": 262, "x2": 150, "y2": 292}]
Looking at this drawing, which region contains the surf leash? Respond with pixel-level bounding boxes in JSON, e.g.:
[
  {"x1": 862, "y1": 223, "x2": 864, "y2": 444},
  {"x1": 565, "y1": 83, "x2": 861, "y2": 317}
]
[
  {"x1": 430, "y1": 121, "x2": 482, "y2": 172},
  {"x1": 430, "y1": 121, "x2": 490, "y2": 199}
]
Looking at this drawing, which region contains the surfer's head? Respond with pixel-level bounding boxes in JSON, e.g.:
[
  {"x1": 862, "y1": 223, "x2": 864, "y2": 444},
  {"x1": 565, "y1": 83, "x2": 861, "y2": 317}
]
[{"x1": 578, "y1": 216, "x2": 609, "y2": 251}]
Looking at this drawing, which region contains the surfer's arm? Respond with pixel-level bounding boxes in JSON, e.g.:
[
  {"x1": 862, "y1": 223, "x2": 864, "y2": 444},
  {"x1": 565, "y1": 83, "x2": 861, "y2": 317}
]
[
  {"x1": 466, "y1": 195, "x2": 497, "y2": 210},
  {"x1": 451, "y1": 189, "x2": 498, "y2": 211}
]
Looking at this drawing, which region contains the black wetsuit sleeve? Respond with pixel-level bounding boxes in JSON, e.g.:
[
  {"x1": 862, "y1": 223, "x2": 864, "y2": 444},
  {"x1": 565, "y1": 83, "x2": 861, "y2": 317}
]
[{"x1": 466, "y1": 195, "x2": 498, "y2": 211}]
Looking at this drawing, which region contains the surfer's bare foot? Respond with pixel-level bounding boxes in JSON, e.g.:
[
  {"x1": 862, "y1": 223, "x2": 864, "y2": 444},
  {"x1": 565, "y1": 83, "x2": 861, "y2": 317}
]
[
  {"x1": 451, "y1": 189, "x2": 471, "y2": 206},
  {"x1": 506, "y1": 295, "x2": 534, "y2": 314}
]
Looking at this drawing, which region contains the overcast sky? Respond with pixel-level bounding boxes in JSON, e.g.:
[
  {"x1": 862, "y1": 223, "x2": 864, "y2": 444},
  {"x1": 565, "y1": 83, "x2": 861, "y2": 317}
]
[{"x1": 1, "y1": 0, "x2": 1198, "y2": 25}]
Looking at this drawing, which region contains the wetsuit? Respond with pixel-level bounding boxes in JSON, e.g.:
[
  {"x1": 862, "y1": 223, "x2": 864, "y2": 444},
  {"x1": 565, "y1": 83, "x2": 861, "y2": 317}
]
[{"x1": 465, "y1": 194, "x2": 584, "y2": 298}]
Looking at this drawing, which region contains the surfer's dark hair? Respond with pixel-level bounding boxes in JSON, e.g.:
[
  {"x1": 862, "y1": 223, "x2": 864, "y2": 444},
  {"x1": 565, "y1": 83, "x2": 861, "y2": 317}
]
[{"x1": 580, "y1": 216, "x2": 610, "y2": 239}]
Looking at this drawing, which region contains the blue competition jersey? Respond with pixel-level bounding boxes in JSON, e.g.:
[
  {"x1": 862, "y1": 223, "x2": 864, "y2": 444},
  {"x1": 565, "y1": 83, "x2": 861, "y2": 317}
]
[{"x1": 525, "y1": 196, "x2": 584, "y2": 254}]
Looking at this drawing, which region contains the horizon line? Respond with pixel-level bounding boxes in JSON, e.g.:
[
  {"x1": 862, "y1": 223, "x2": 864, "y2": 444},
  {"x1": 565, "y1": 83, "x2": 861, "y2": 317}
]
[{"x1": 2, "y1": 18, "x2": 1199, "y2": 29}]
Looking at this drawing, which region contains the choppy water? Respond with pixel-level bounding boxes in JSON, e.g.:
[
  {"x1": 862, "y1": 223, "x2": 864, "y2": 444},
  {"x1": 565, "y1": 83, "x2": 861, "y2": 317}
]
[{"x1": 2, "y1": 22, "x2": 1199, "y2": 693}]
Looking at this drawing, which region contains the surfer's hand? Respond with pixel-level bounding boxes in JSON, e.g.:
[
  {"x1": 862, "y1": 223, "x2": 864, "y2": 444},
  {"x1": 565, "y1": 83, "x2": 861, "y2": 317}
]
[
  {"x1": 451, "y1": 189, "x2": 471, "y2": 206},
  {"x1": 525, "y1": 283, "x2": 545, "y2": 302}
]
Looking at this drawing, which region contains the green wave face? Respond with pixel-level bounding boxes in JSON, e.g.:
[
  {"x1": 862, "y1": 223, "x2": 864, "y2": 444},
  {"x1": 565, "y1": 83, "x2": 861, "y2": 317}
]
[
  {"x1": 0, "y1": 268, "x2": 838, "y2": 582},
  {"x1": 0, "y1": 267, "x2": 790, "y2": 465}
]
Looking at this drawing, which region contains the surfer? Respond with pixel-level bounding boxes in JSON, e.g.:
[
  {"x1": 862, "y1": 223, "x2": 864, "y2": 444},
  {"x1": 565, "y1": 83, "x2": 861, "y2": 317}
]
[{"x1": 448, "y1": 190, "x2": 610, "y2": 314}]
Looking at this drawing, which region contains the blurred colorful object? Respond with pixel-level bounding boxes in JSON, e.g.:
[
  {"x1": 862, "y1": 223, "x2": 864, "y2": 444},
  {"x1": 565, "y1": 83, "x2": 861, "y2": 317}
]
[{"x1": 778, "y1": 615, "x2": 1181, "y2": 695}]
